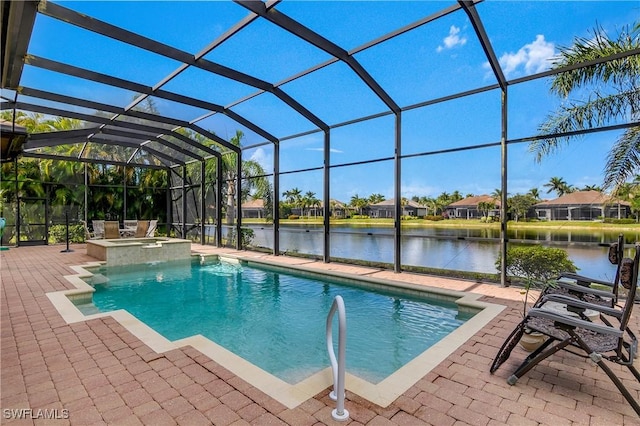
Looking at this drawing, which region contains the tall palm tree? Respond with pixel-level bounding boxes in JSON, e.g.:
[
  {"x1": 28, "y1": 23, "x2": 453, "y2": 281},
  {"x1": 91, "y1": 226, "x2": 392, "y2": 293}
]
[
  {"x1": 450, "y1": 190, "x2": 463, "y2": 202},
  {"x1": 528, "y1": 188, "x2": 541, "y2": 200},
  {"x1": 543, "y1": 177, "x2": 571, "y2": 197},
  {"x1": 220, "y1": 131, "x2": 267, "y2": 225},
  {"x1": 350, "y1": 194, "x2": 368, "y2": 216},
  {"x1": 302, "y1": 191, "x2": 320, "y2": 217},
  {"x1": 368, "y1": 193, "x2": 385, "y2": 204},
  {"x1": 581, "y1": 184, "x2": 602, "y2": 191},
  {"x1": 530, "y1": 22, "x2": 640, "y2": 195},
  {"x1": 282, "y1": 188, "x2": 302, "y2": 206}
]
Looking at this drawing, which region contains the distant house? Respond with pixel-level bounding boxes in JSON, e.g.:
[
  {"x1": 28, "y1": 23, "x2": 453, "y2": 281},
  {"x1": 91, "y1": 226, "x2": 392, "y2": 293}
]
[
  {"x1": 445, "y1": 195, "x2": 500, "y2": 219},
  {"x1": 241, "y1": 198, "x2": 265, "y2": 218},
  {"x1": 328, "y1": 199, "x2": 349, "y2": 218},
  {"x1": 534, "y1": 190, "x2": 630, "y2": 221},
  {"x1": 368, "y1": 199, "x2": 428, "y2": 218},
  {"x1": 292, "y1": 199, "x2": 349, "y2": 218}
]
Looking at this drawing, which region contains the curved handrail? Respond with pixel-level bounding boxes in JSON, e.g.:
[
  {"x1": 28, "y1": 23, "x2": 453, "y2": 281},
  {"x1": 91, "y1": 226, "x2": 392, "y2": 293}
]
[{"x1": 326, "y1": 295, "x2": 349, "y2": 421}]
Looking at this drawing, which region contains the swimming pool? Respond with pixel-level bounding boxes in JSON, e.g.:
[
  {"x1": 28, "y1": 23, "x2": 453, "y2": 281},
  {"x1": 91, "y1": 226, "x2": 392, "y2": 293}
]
[
  {"x1": 49, "y1": 254, "x2": 504, "y2": 408},
  {"x1": 80, "y1": 258, "x2": 472, "y2": 384}
]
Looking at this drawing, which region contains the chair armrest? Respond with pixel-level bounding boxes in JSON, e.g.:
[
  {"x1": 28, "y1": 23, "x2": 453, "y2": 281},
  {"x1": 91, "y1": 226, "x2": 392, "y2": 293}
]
[
  {"x1": 538, "y1": 294, "x2": 622, "y2": 319},
  {"x1": 554, "y1": 280, "x2": 616, "y2": 299},
  {"x1": 558, "y1": 273, "x2": 615, "y2": 288},
  {"x1": 528, "y1": 308, "x2": 623, "y2": 338}
]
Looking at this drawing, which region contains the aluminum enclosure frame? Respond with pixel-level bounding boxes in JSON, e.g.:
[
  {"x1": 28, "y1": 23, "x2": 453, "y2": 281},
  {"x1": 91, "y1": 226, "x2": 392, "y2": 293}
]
[{"x1": 1, "y1": 0, "x2": 638, "y2": 278}]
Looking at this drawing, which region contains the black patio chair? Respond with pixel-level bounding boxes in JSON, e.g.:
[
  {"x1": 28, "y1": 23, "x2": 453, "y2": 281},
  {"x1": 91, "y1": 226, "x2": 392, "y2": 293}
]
[
  {"x1": 490, "y1": 243, "x2": 640, "y2": 416},
  {"x1": 537, "y1": 233, "x2": 625, "y2": 310}
]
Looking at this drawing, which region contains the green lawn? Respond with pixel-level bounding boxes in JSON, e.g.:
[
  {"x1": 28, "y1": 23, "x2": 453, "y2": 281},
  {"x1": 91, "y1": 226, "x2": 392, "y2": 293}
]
[{"x1": 241, "y1": 217, "x2": 640, "y2": 231}]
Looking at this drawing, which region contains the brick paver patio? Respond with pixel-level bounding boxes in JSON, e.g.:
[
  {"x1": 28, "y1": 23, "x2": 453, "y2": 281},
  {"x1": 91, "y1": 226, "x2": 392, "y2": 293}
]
[{"x1": 1, "y1": 243, "x2": 639, "y2": 425}]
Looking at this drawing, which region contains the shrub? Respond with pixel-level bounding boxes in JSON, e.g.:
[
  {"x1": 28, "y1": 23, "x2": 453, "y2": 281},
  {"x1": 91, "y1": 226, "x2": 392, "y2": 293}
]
[
  {"x1": 496, "y1": 245, "x2": 577, "y2": 284},
  {"x1": 496, "y1": 245, "x2": 578, "y2": 315},
  {"x1": 288, "y1": 214, "x2": 299, "y2": 220},
  {"x1": 424, "y1": 215, "x2": 444, "y2": 221},
  {"x1": 226, "y1": 227, "x2": 255, "y2": 248},
  {"x1": 49, "y1": 224, "x2": 85, "y2": 243},
  {"x1": 603, "y1": 218, "x2": 635, "y2": 224},
  {"x1": 351, "y1": 215, "x2": 370, "y2": 219}
]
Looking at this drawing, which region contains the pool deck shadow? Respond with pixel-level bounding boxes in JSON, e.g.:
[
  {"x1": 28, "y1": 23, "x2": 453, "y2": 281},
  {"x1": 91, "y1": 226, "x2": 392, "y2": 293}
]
[{"x1": 2, "y1": 243, "x2": 639, "y2": 425}]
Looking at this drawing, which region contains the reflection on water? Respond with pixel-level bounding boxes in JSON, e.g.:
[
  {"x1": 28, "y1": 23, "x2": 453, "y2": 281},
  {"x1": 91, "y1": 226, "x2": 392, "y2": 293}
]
[{"x1": 242, "y1": 225, "x2": 640, "y2": 280}]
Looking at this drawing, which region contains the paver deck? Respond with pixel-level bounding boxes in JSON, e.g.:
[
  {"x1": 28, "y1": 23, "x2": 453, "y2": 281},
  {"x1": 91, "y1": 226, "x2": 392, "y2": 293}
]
[{"x1": 1, "y1": 243, "x2": 639, "y2": 425}]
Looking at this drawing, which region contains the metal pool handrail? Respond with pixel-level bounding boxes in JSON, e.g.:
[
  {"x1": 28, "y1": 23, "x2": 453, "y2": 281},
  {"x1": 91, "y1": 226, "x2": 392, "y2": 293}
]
[{"x1": 326, "y1": 295, "x2": 349, "y2": 421}]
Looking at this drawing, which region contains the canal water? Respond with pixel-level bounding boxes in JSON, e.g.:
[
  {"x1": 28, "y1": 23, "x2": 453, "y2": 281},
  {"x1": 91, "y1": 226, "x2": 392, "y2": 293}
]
[{"x1": 240, "y1": 224, "x2": 640, "y2": 280}]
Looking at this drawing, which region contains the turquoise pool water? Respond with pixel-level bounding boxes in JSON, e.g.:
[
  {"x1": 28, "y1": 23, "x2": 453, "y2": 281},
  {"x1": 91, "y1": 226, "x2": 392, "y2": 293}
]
[{"x1": 82, "y1": 258, "x2": 473, "y2": 384}]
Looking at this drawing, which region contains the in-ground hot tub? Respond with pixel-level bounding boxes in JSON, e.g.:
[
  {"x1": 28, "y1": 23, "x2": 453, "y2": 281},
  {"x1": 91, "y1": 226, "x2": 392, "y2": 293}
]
[{"x1": 86, "y1": 237, "x2": 191, "y2": 265}]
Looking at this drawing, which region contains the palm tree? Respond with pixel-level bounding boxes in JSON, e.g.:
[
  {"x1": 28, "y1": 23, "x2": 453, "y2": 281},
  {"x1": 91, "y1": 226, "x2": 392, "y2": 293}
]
[
  {"x1": 543, "y1": 177, "x2": 571, "y2": 197},
  {"x1": 350, "y1": 194, "x2": 368, "y2": 216},
  {"x1": 477, "y1": 201, "x2": 495, "y2": 220},
  {"x1": 302, "y1": 191, "x2": 320, "y2": 217},
  {"x1": 528, "y1": 188, "x2": 541, "y2": 200},
  {"x1": 529, "y1": 22, "x2": 640, "y2": 195},
  {"x1": 581, "y1": 184, "x2": 602, "y2": 191},
  {"x1": 282, "y1": 188, "x2": 302, "y2": 206},
  {"x1": 217, "y1": 131, "x2": 267, "y2": 225},
  {"x1": 450, "y1": 190, "x2": 463, "y2": 202},
  {"x1": 368, "y1": 193, "x2": 385, "y2": 204}
]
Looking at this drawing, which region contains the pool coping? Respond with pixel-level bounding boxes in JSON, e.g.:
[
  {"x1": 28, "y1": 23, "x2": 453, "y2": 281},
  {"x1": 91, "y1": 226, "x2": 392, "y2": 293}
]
[{"x1": 46, "y1": 254, "x2": 505, "y2": 409}]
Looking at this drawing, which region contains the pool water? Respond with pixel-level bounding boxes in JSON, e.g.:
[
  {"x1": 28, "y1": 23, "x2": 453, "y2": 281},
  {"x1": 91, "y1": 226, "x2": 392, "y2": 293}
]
[{"x1": 83, "y1": 258, "x2": 474, "y2": 384}]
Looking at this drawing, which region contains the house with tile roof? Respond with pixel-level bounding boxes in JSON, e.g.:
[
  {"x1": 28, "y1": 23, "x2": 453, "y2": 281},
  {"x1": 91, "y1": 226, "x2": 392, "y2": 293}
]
[
  {"x1": 241, "y1": 198, "x2": 266, "y2": 218},
  {"x1": 445, "y1": 195, "x2": 501, "y2": 219},
  {"x1": 534, "y1": 190, "x2": 630, "y2": 221},
  {"x1": 367, "y1": 199, "x2": 428, "y2": 218}
]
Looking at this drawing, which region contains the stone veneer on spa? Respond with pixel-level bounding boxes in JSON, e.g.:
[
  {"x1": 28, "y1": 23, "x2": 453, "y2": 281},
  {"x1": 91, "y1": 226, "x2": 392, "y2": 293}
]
[{"x1": 86, "y1": 237, "x2": 192, "y2": 265}]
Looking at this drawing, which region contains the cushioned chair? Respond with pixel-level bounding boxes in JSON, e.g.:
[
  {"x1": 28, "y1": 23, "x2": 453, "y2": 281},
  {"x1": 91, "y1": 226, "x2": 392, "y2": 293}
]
[
  {"x1": 104, "y1": 221, "x2": 120, "y2": 239},
  {"x1": 135, "y1": 220, "x2": 149, "y2": 238},
  {"x1": 491, "y1": 243, "x2": 640, "y2": 416}
]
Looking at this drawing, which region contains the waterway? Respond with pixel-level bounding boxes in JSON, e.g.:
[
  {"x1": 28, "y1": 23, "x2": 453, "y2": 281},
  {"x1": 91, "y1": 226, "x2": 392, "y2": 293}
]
[{"x1": 238, "y1": 224, "x2": 640, "y2": 280}]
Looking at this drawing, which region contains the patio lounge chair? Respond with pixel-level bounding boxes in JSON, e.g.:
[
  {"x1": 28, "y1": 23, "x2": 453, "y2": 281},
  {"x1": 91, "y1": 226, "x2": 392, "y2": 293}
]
[
  {"x1": 92, "y1": 220, "x2": 104, "y2": 239},
  {"x1": 104, "y1": 221, "x2": 120, "y2": 239},
  {"x1": 490, "y1": 243, "x2": 640, "y2": 416},
  {"x1": 82, "y1": 220, "x2": 100, "y2": 240},
  {"x1": 146, "y1": 219, "x2": 157, "y2": 237},
  {"x1": 123, "y1": 219, "x2": 137, "y2": 230},
  {"x1": 135, "y1": 220, "x2": 149, "y2": 238},
  {"x1": 532, "y1": 234, "x2": 625, "y2": 312}
]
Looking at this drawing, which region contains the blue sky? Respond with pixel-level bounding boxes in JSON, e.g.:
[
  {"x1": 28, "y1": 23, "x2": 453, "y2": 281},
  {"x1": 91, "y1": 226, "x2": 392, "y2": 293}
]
[{"x1": 11, "y1": 1, "x2": 639, "y2": 203}]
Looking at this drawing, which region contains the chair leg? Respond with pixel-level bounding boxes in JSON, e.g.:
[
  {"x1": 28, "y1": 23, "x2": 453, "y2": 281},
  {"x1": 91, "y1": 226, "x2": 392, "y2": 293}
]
[
  {"x1": 490, "y1": 322, "x2": 526, "y2": 373},
  {"x1": 628, "y1": 364, "x2": 640, "y2": 383},
  {"x1": 595, "y1": 358, "x2": 640, "y2": 416},
  {"x1": 507, "y1": 338, "x2": 572, "y2": 385},
  {"x1": 569, "y1": 334, "x2": 640, "y2": 416}
]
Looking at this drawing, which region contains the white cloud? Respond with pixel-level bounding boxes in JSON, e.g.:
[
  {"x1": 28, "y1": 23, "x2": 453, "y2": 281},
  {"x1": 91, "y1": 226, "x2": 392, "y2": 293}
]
[
  {"x1": 306, "y1": 147, "x2": 343, "y2": 153},
  {"x1": 497, "y1": 34, "x2": 556, "y2": 78},
  {"x1": 248, "y1": 147, "x2": 272, "y2": 170},
  {"x1": 437, "y1": 25, "x2": 467, "y2": 53}
]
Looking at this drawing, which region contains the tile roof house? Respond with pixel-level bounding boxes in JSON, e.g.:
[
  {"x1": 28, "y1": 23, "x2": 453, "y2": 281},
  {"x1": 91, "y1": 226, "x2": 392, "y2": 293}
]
[
  {"x1": 291, "y1": 199, "x2": 349, "y2": 218},
  {"x1": 445, "y1": 195, "x2": 501, "y2": 219},
  {"x1": 241, "y1": 198, "x2": 265, "y2": 218},
  {"x1": 368, "y1": 199, "x2": 428, "y2": 218},
  {"x1": 534, "y1": 190, "x2": 631, "y2": 221}
]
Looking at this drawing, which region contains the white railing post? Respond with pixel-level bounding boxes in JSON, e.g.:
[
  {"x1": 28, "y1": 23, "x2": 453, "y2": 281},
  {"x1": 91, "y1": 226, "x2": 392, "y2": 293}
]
[{"x1": 326, "y1": 295, "x2": 349, "y2": 421}]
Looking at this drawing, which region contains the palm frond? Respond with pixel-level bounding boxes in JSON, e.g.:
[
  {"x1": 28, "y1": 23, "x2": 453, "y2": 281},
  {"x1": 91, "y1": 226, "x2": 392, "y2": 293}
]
[
  {"x1": 604, "y1": 126, "x2": 640, "y2": 195},
  {"x1": 550, "y1": 23, "x2": 640, "y2": 97},
  {"x1": 530, "y1": 89, "x2": 640, "y2": 162}
]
